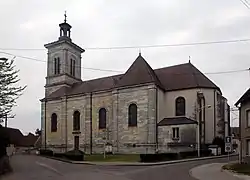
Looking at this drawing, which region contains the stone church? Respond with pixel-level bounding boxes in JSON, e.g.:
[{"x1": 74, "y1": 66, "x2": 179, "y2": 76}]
[{"x1": 40, "y1": 17, "x2": 230, "y2": 154}]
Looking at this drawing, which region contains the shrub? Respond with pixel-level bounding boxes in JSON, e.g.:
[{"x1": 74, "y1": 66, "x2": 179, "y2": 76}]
[
  {"x1": 179, "y1": 151, "x2": 197, "y2": 158},
  {"x1": 39, "y1": 149, "x2": 53, "y2": 156},
  {"x1": 64, "y1": 150, "x2": 84, "y2": 161},
  {"x1": 200, "y1": 149, "x2": 212, "y2": 156},
  {"x1": 53, "y1": 153, "x2": 65, "y2": 158},
  {"x1": 140, "y1": 153, "x2": 178, "y2": 162},
  {"x1": 179, "y1": 149, "x2": 212, "y2": 158}
]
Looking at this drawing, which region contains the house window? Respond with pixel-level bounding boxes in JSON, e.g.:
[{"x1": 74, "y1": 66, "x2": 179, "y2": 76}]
[
  {"x1": 54, "y1": 57, "x2": 60, "y2": 75},
  {"x1": 70, "y1": 58, "x2": 76, "y2": 76},
  {"x1": 73, "y1": 111, "x2": 80, "y2": 131},
  {"x1": 74, "y1": 136, "x2": 79, "y2": 150},
  {"x1": 51, "y1": 113, "x2": 57, "y2": 132},
  {"x1": 99, "y1": 108, "x2": 107, "y2": 129},
  {"x1": 128, "y1": 104, "x2": 137, "y2": 127},
  {"x1": 175, "y1": 97, "x2": 186, "y2": 116},
  {"x1": 247, "y1": 110, "x2": 250, "y2": 128},
  {"x1": 172, "y1": 127, "x2": 180, "y2": 139}
]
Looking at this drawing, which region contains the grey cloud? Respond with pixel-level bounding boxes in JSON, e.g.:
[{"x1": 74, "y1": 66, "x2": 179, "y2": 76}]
[{"x1": 0, "y1": 0, "x2": 249, "y2": 131}]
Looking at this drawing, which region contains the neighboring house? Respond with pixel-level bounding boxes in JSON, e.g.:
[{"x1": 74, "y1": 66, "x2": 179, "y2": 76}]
[
  {"x1": 21, "y1": 133, "x2": 40, "y2": 148},
  {"x1": 40, "y1": 17, "x2": 230, "y2": 154},
  {"x1": 3, "y1": 127, "x2": 40, "y2": 155},
  {"x1": 235, "y1": 88, "x2": 250, "y2": 158},
  {"x1": 4, "y1": 127, "x2": 24, "y2": 156},
  {"x1": 231, "y1": 127, "x2": 240, "y2": 153}
]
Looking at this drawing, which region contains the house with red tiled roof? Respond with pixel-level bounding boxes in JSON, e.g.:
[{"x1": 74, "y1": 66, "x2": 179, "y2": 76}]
[{"x1": 40, "y1": 17, "x2": 230, "y2": 154}]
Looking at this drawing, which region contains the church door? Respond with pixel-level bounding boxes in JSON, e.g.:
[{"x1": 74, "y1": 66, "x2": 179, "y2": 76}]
[{"x1": 74, "y1": 136, "x2": 79, "y2": 150}]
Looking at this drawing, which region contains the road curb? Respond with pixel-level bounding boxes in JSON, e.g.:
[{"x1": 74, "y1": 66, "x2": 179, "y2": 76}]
[{"x1": 41, "y1": 154, "x2": 238, "y2": 166}]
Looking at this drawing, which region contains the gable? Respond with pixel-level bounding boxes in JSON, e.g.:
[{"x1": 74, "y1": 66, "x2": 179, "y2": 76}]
[{"x1": 116, "y1": 54, "x2": 164, "y2": 89}]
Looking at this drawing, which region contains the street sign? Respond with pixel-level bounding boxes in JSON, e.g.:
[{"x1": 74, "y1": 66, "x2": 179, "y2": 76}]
[
  {"x1": 225, "y1": 136, "x2": 232, "y2": 153},
  {"x1": 225, "y1": 136, "x2": 232, "y2": 144},
  {"x1": 225, "y1": 144, "x2": 232, "y2": 152}
]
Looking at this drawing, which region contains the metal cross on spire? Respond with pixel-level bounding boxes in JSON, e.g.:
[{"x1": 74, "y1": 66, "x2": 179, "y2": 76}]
[{"x1": 64, "y1": 11, "x2": 67, "y2": 23}]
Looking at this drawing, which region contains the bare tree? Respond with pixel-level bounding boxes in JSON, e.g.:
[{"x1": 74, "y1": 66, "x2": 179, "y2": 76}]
[
  {"x1": 35, "y1": 128, "x2": 41, "y2": 136},
  {"x1": 0, "y1": 57, "x2": 26, "y2": 122}
]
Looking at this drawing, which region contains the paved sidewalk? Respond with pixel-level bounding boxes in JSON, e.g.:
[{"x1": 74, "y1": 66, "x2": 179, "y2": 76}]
[
  {"x1": 190, "y1": 163, "x2": 250, "y2": 180},
  {"x1": 46, "y1": 154, "x2": 238, "y2": 166}
]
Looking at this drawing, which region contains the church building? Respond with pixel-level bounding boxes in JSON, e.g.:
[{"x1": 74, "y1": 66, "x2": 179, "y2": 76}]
[{"x1": 40, "y1": 16, "x2": 230, "y2": 154}]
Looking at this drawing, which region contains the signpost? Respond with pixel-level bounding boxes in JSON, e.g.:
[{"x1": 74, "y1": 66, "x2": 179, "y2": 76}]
[{"x1": 225, "y1": 136, "x2": 232, "y2": 161}]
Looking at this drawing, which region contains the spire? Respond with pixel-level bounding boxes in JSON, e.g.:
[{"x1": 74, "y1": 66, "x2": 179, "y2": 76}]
[
  {"x1": 189, "y1": 56, "x2": 191, "y2": 63},
  {"x1": 59, "y1": 11, "x2": 72, "y2": 41},
  {"x1": 139, "y1": 49, "x2": 142, "y2": 56}
]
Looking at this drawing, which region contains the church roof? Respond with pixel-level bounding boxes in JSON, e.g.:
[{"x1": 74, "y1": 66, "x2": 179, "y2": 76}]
[
  {"x1": 44, "y1": 54, "x2": 220, "y2": 100},
  {"x1": 115, "y1": 54, "x2": 164, "y2": 89}
]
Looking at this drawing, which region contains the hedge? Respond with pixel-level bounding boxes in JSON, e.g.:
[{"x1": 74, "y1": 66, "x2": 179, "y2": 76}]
[
  {"x1": 39, "y1": 149, "x2": 53, "y2": 156},
  {"x1": 64, "y1": 150, "x2": 85, "y2": 161},
  {"x1": 140, "y1": 153, "x2": 178, "y2": 162}
]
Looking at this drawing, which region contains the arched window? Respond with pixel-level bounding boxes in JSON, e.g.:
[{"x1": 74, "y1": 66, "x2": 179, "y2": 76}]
[
  {"x1": 70, "y1": 58, "x2": 76, "y2": 76},
  {"x1": 175, "y1": 97, "x2": 186, "y2": 116},
  {"x1": 73, "y1": 111, "x2": 80, "y2": 131},
  {"x1": 99, "y1": 108, "x2": 107, "y2": 129},
  {"x1": 128, "y1": 104, "x2": 137, "y2": 126},
  {"x1": 51, "y1": 113, "x2": 57, "y2": 132},
  {"x1": 54, "y1": 57, "x2": 60, "y2": 75}
]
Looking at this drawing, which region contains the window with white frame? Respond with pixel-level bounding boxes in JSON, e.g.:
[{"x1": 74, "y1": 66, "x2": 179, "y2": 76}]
[
  {"x1": 172, "y1": 127, "x2": 180, "y2": 139},
  {"x1": 247, "y1": 110, "x2": 250, "y2": 127}
]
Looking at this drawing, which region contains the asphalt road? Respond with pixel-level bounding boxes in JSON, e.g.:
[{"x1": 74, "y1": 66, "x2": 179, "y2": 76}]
[{"x1": 2, "y1": 155, "x2": 237, "y2": 180}]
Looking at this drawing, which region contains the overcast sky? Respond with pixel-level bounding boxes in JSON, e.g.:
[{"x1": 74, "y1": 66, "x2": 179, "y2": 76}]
[{"x1": 0, "y1": 0, "x2": 249, "y2": 134}]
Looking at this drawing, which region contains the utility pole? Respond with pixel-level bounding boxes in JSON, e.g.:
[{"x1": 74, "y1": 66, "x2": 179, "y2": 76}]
[
  {"x1": 197, "y1": 108, "x2": 201, "y2": 157},
  {"x1": 5, "y1": 114, "x2": 7, "y2": 127},
  {"x1": 4, "y1": 114, "x2": 15, "y2": 127}
]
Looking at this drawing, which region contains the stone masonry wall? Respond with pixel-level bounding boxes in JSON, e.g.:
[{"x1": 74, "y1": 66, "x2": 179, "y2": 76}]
[
  {"x1": 45, "y1": 99, "x2": 64, "y2": 150},
  {"x1": 91, "y1": 91, "x2": 113, "y2": 153},
  {"x1": 115, "y1": 85, "x2": 157, "y2": 154},
  {"x1": 66, "y1": 95, "x2": 87, "y2": 152}
]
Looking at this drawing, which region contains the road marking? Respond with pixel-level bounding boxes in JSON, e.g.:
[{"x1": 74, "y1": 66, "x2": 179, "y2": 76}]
[{"x1": 35, "y1": 161, "x2": 63, "y2": 176}]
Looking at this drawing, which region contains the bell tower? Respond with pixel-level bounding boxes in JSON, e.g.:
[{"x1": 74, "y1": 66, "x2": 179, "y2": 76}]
[{"x1": 44, "y1": 12, "x2": 85, "y2": 96}]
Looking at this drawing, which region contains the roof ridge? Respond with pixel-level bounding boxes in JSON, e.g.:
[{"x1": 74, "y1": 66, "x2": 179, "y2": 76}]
[
  {"x1": 154, "y1": 62, "x2": 190, "y2": 71},
  {"x1": 139, "y1": 55, "x2": 164, "y2": 86}
]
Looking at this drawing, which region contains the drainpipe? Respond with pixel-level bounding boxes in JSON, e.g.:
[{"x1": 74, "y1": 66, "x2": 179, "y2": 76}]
[
  {"x1": 202, "y1": 97, "x2": 206, "y2": 144},
  {"x1": 65, "y1": 96, "x2": 68, "y2": 152},
  {"x1": 116, "y1": 91, "x2": 119, "y2": 152},
  {"x1": 44, "y1": 100, "x2": 47, "y2": 150},
  {"x1": 155, "y1": 88, "x2": 158, "y2": 152},
  {"x1": 213, "y1": 90, "x2": 216, "y2": 138},
  {"x1": 90, "y1": 92, "x2": 93, "y2": 154}
]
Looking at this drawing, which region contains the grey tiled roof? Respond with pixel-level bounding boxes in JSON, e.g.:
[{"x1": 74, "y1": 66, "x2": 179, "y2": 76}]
[
  {"x1": 158, "y1": 117, "x2": 198, "y2": 126},
  {"x1": 44, "y1": 54, "x2": 220, "y2": 100}
]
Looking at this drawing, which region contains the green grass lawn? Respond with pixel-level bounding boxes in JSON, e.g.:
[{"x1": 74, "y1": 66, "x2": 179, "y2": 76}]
[
  {"x1": 84, "y1": 154, "x2": 140, "y2": 162},
  {"x1": 222, "y1": 163, "x2": 250, "y2": 176}
]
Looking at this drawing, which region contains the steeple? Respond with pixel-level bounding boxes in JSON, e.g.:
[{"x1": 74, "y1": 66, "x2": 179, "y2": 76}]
[
  {"x1": 59, "y1": 11, "x2": 72, "y2": 41},
  {"x1": 44, "y1": 12, "x2": 85, "y2": 96}
]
